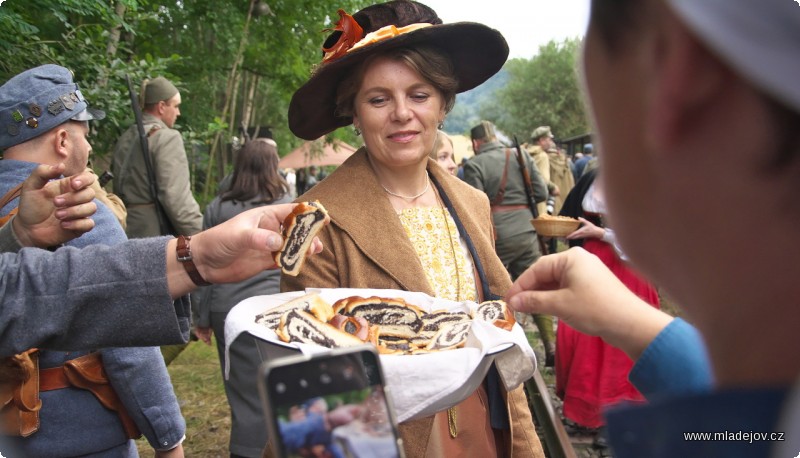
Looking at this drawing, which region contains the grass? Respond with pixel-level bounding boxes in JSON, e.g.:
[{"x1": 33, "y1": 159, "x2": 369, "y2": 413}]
[{"x1": 136, "y1": 339, "x2": 232, "y2": 457}]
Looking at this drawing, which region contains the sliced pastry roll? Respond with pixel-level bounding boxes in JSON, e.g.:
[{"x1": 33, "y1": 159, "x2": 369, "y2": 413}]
[
  {"x1": 473, "y1": 300, "x2": 516, "y2": 331},
  {"x1": 426, "y1": 321, "x2": 472, "y2": 351},
  {"x1": 274, "y1": 201, "x2": 330, "y2": 276},
  {"x1": 254, "y1": 292, "x2": 333, "y2": 330},
  {"x1": 342, "y1": 296, "x2": 425, "y2": 339},
  {"x1": 276, "y1": 309, "x2": 363, "y2": 348}
]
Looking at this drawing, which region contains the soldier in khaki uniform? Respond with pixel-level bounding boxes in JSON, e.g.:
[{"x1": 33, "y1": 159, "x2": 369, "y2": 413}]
[
  {"x1": 526, "y1": 126, "x2": 560, "y2": 216},
  {"x1": 112, "y1": 76, "x2": 202, "y2": 238},
  {"x1": 547, "y1": 146, "x2": 575, "y2": 217}
]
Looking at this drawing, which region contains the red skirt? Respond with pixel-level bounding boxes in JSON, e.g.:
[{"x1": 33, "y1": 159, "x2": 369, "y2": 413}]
[{"x1": 555, "y1": 238, "x2": 660, "y2": 428}]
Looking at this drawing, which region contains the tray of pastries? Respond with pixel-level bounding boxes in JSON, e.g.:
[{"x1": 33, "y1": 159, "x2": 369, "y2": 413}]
[{"x1": 224, "y1": 288, "x2": 537, "y2": 422}]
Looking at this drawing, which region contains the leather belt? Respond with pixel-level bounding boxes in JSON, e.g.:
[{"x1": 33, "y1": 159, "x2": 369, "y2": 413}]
[
  {"x1": 491, "y1": 204, "x2": 528, "y2": 213},
  {"x1": 38, "y1": 367, "x2": 71, "y2": 392}
]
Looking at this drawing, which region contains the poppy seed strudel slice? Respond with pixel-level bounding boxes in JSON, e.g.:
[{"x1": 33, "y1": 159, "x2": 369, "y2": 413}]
[
  {"x1": 473, "y1": 300, "x2": 517, "y2": 330},
  {"x1": 254, "y1": 293, "x2": 333, "y2": 330},
  {"x1": 276, "y1": 309, "x2": 363, "y2": 348},
  {"x1": 274, "y1": 201, "x2": 330, "y2": 276},
  {"x1": 426, "y1": 321, "x2": 472, "y2": 351},
  {"x1": 342, "y1": 297, "x2": 425, "y2": 339}
]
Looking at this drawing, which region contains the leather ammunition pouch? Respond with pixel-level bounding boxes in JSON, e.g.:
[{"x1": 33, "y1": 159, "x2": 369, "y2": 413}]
[
  {"x1": 0, "y1": 349, "x2": 42, "y2": 437},
  {"x1": 1, "y1": 352, "x2": 141, "y2": 439}
]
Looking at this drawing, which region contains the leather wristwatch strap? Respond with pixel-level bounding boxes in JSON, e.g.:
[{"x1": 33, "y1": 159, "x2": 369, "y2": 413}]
[{"x1": 176, "y1": 235, "x2": 211, "y2": 286}]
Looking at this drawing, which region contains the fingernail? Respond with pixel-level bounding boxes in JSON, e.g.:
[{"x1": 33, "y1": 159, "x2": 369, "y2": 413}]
[
  {"x1": 54, "y1": 197, "x2": 65, "y2": 207},
  {"x1": 73, "y1": 180, "x2": 81, "y2": 188},
  {"x1": 508, "y1": 296, "x2": 520, "y2": 310},
  {"x1": 55, "y1": 210, "x2": 66, "y2": 219},
  {"x1": 266, "y1": 234, "x2": 282, "y2": 251}
]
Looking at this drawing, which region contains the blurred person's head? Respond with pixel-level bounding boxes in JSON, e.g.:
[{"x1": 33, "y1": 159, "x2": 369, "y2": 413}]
[
  {"x1": 470, "y1": 120, "x2": 498, "y2": 152},
  {"x1": 222, "y1": 138, "x2": 289, "y2": 203},
  {"x1": 430, "y1": 130, "x2": 457, "y2": 175},
  {"x1": 582, "y1": 0, "x2": 800, "y2": 362},
  {"x1": 530, "y1": 125, "x2": 555, "y2": 150}
]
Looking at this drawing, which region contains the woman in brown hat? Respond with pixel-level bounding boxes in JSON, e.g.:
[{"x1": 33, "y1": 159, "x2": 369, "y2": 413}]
[{"x1": 281, "y1": 1, "x2": 543, "y2": 456}]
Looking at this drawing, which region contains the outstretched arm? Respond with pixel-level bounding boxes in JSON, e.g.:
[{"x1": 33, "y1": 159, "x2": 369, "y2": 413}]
[{"x1": 505, "y1": 248, "x2": 672, "y2": 361}]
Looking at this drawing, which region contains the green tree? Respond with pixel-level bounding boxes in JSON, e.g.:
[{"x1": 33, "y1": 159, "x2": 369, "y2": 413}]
[
  {"x1": 1, "y1": 0, "x2": 370, "y2": 205},
  {"x1": 484, "y1": 38, "x2": 589, "y2": 143}
]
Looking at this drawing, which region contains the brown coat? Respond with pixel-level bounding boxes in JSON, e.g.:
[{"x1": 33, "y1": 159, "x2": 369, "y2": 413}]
[{"x1": 281, "y1": 148, "x2": 543, "y2": 458}]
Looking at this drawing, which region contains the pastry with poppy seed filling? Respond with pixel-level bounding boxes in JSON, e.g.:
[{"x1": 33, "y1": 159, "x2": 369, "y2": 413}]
[
  {"x1": 426, "y1": 321, "x2": 472, "y2": 351},
  {"x1": 274, "y1": 201, "x2": 330, "y2": 276},
  {"x1": 341, "y1": 296, "x2": 425, "y2": 338},
  {"x1": 276, "y1": 309, "x2": 363, "y2": 348},
  {"x1": 473, "y1": 300, "x2": 516, "y2": 331},
  {"x1": 254, "y1": 292, "x2": 333, "y2": 330}
]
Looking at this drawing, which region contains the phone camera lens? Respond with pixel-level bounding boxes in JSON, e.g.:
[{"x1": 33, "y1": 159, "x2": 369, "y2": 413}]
[
  {"x1": 320, "y1": 373, "x2": 331, "y2": 384},
  {"x1": 276, "y1": 383, "x2": 286, "y2": 394},
  {"x1": 343, "y1": 366, "x2": 354, "y2": 380},
  {"x1": 299, "y1": 378, "x2": 308, "y2": 388}
]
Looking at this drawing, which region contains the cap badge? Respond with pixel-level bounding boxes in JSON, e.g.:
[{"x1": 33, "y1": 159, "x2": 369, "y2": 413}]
[
  {"x1": 29, "y1": 103, "x2": 42, "y2": 117},
  {"x1": 60, "y1": 94, "x2": 75, "y2": 110},
  {"x1": 11, "y1": 110, "x2": 23, "y2": 123},
  {"x1": 47, "y1": 99, "x2": 65, "y2": 115},
  {"x1": 25, "y1": 117, "x2": 39, "y2": 128}
]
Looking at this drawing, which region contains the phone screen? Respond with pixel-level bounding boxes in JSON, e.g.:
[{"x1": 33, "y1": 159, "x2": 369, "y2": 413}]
[{"x1": 262, "y1": 348, "x2": 403, "y2": 458}]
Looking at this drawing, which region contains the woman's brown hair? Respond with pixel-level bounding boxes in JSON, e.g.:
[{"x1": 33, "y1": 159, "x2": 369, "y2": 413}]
[{"x1": 221, "y1": 139, "x2": 289, "y2": 204}]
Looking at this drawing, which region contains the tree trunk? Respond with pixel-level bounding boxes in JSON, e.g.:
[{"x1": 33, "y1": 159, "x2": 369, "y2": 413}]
[
  {"x1": 98, "y1": 1, "x2": 127, "y2": 88},
  {"x1": 203, "y1": 0, "x2": 258, "y2": 202}
]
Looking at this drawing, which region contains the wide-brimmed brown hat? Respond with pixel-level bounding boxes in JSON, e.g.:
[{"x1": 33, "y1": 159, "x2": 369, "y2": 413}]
[{"x1": 288, "y1": 0, "x2": 509, "y2": 140}]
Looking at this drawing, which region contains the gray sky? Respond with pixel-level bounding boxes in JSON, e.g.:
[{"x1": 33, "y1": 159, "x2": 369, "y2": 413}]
[{"x1": 421, "y1": 0, "x2": 591, "y2": 59}]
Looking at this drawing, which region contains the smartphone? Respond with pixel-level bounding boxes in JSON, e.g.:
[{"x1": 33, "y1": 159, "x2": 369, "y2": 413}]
[{"x1": 258, "y1": 345, "x2": 405, "y2": 458}]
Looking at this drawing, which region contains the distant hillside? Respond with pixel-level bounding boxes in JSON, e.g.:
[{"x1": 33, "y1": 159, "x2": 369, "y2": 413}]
[{"x1": 443, "y1": 68, "x2": 509, "y2": 136}]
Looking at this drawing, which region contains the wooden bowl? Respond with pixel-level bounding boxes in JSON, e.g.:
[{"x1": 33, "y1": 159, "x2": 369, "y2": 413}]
[{"x1": 531, "y1": 216, "x2": 581, "y2": 237}]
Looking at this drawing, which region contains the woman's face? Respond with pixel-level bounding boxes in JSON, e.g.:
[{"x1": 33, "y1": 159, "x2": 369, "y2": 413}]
[
  {"x1": 435, "y1": 139, "x2": 458, "y2": 175},
  {"x1": 352, "y1": 56, "x2": 446, "y2": 171}
]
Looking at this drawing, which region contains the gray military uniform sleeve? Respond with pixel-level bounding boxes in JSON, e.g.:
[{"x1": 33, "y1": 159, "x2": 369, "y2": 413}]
[{"x1": 0, "y1": 237, "x2": 190, "y2": 356}]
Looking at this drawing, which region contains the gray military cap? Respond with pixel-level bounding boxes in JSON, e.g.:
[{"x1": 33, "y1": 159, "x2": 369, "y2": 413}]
[
  {"x1": 0, "y1": 64, "x2": 104, "y2": 150},
  {"x1": 470, "y1": 120, "x2": 497, "y2": 141},
  {"x1": 530, "y1": 126, "x2": 554, "y2": 142},
  {"x1": 142, "y1": 77, "x2": 179, "y2": 105}
]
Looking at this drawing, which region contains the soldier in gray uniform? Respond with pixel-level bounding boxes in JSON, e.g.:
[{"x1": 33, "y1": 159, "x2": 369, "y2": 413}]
[
  {"x1": 112, "y1": 76, "x2": 202, "y2": 238},
  {"x1": 0, "y1": 64, "x2": 185, "y2": 457},
  {"x1": 463, "y1": 120, "x2": 556, "y2": 366}
]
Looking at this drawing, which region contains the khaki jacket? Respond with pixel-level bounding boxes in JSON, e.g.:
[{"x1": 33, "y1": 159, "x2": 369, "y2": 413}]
[
  {"x1": 526, "y1": 145, "x2": 551, "y2": 216},
  {"x1": 281, "y1": 148, "x2": 543, "y2": 458},
  {"x1": 111, "y1": 113, "x2": 203, "y2": 237},
  {"x1": 547, "y1": 150, "x2": 575, "y2": 215},
  {"x1": 86, "y1": 168, "x2": 127, "y2": 230}
]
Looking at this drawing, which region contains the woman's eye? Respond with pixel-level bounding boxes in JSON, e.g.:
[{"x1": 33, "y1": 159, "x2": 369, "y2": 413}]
[
  {"x1": 411, "y1": 93, "x2": 429, "y2": 102},
  {"x1": 369, "y1": 96, "x2": 388, "y2": 106}
]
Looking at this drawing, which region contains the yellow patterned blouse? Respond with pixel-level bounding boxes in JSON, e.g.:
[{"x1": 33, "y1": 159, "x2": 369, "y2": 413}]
[{"x1": 397, "y1": 207, "x2": 477, "y2": 302}]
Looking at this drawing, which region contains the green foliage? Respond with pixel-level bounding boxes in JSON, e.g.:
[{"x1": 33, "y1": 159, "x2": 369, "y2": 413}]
[
  {"x1": 486, "y1": 38, "x2": 590, "y2": 142},
  {"x1": 2, "y1": 0, "x2": 370, "y2": 198}
]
